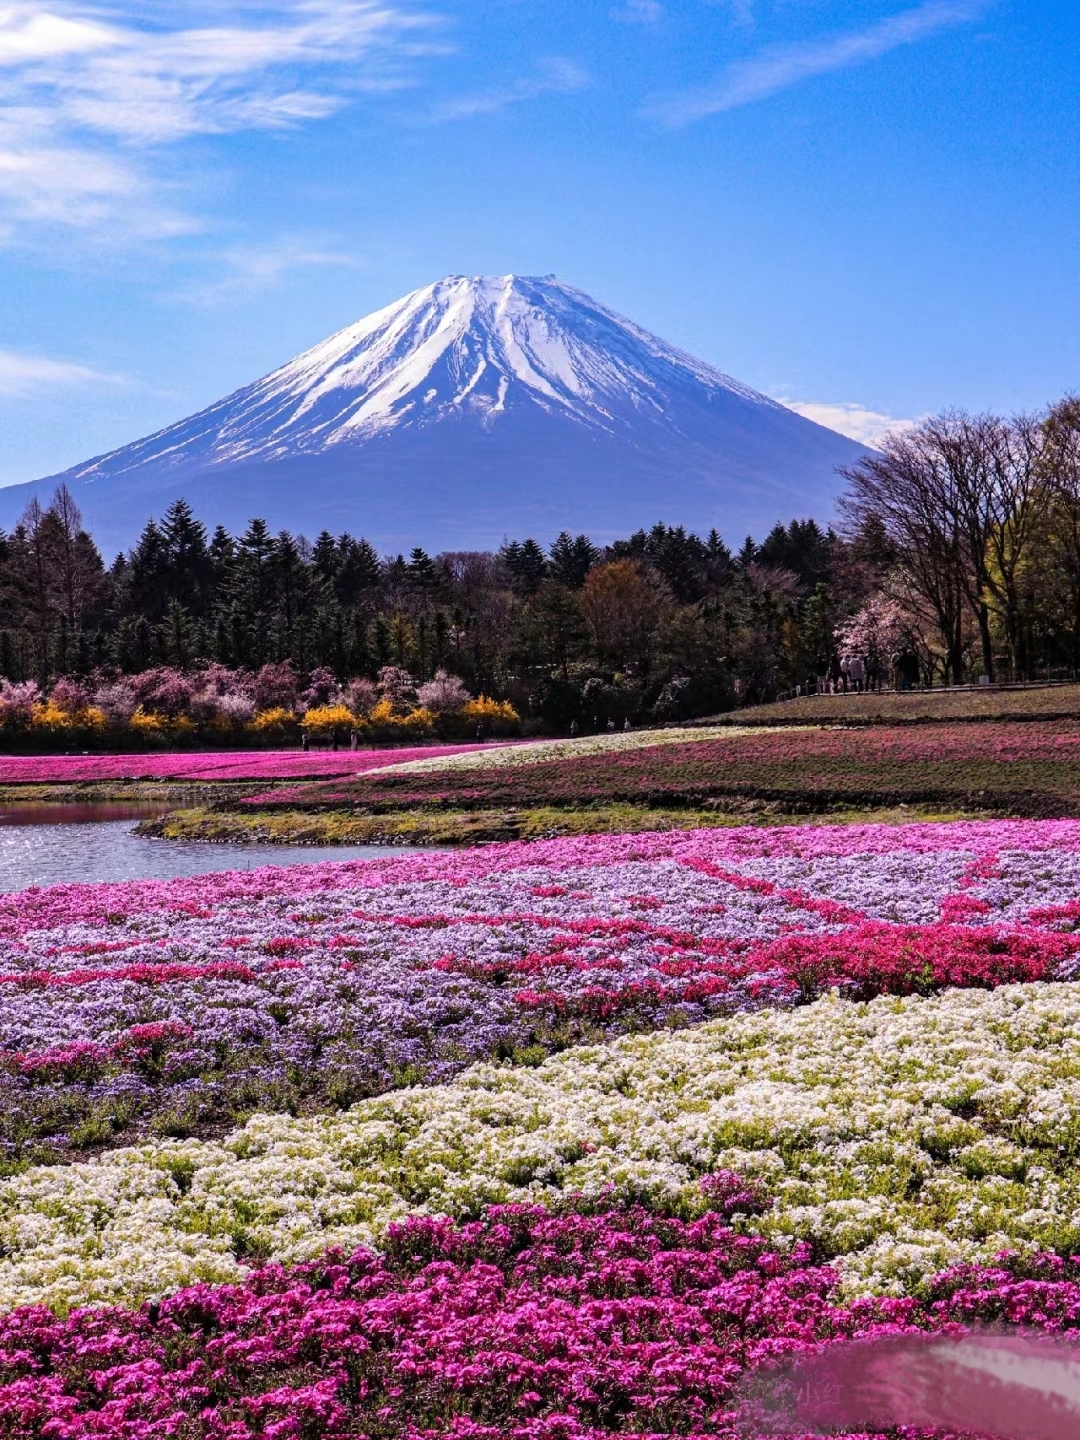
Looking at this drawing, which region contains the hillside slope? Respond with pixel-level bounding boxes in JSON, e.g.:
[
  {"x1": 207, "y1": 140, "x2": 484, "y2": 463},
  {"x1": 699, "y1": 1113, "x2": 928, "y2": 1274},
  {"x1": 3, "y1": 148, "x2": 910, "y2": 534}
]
[{"x1": 0, "y1": 275, "x2": 867, "y2": 552}]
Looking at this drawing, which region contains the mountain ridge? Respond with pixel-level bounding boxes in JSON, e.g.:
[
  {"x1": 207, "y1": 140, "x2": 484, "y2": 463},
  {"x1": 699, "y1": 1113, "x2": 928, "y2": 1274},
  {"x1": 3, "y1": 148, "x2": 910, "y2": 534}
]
[{"x1": 0, "y1": 274, "x2": 869, "y2": 554}]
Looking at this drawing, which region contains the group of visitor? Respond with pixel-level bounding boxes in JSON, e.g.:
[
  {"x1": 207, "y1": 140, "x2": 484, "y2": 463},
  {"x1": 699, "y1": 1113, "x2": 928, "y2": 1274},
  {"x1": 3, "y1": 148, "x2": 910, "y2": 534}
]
[
  {"x1": 301, "y1": 729, "x2": 362, "y2": 752},
  {"x1": 568, "y1": 717, "x2": 633, "y2": 737},
  {"x1": 810, "y1": 647, "x2": 922, "y2": 695}
]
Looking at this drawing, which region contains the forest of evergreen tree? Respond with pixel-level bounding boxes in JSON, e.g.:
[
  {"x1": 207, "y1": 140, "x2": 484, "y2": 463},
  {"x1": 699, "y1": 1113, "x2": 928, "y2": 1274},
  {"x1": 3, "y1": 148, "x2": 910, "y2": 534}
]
[
  {"x1": 8, "y1": 398, "x2": 1080, "y2": 728},
  {"x1": 0, "y1": 487, "x2": 881, "y2": 725}
]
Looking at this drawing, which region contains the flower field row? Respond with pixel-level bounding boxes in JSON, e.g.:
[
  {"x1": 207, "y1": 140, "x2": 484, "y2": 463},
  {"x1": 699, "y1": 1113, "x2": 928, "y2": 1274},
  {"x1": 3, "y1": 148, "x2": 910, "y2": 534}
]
[
  {"x1": 11, "y1": 813, "x2": 1080, "y2": 935},
  {"x1": 3, "y1": 1192, "x2": 1078, "y2": 1440},
  {"x1": 0, "y1": 744, "x2": 490, "y2": 785},
  {"x1": 1, "y1": 821, "x2": 1079, "y2": 1165},
  {"x1": 257, "y1": 720, "x2": 1080, "y2": 814},
  {"x1": 365, "y1": 723, "x2": 753, "y2": 776},
  {"x1": 3, "y1": 979, "x2": 1080, "y2": 1314},
  {"x1": 6, "y1": 814, "x2": 1080, "y2": 1438},
  {"x1": 241, "y1": 724, "x2": 745, "y2": 804}
]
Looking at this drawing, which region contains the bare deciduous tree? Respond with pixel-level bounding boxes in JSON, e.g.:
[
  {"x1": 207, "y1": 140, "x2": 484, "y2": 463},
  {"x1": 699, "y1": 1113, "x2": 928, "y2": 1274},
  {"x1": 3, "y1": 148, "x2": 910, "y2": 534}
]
[
  {"x1": 842, "y1": 411, "x2": 1046, "y2": 682},
  {"x1": 841, "y1": 423, "x2": 968, "y2": 684},
  {"x1": 1041, "y1": 397, "x2": 1080, "y2": 668}
]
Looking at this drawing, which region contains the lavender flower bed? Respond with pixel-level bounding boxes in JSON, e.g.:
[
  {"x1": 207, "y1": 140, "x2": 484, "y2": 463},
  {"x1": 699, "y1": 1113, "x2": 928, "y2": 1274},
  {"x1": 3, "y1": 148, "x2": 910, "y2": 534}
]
[{"x1": 1, "y1": 820, "x2": 1079, "y2": 1168}]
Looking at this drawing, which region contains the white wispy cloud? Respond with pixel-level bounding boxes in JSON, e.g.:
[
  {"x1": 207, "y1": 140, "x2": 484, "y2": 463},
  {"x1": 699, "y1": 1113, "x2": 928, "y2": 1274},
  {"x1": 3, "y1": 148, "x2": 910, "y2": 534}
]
[
  {"x1": 0, "y1": 7, "x2": 116, "y2": 63},
  {"x1": 430, "y1": 56, "x2": 589, "y2": 122},
  {"x1": 781, "y1": 398, "x2": 917, "y2": 447},
  {"x1": 612, "y1": 1, "x2": 664, "y2": 24},
  {"x1": 645, "y1": 0, "x2": 986, "y2": 125},
  {"x1": 0, "y1": 347, "x2": 121, "y2": 396},
  {"x1": 178, "y1": 235, "x2": 361, "y2": 303},
  {"x1": 0, "y1": 1, "x2": 436, "y2": 240},
  {"x1": 706, "y1": 0, "x2": 755, "y2": 25}
]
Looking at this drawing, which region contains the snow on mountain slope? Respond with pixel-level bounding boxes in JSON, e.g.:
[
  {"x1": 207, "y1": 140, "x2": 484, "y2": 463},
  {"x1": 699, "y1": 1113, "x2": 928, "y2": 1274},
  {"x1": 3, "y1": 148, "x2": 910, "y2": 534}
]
[{"x1": 0, "y1": 275, "x2": 870, "y2": 553}]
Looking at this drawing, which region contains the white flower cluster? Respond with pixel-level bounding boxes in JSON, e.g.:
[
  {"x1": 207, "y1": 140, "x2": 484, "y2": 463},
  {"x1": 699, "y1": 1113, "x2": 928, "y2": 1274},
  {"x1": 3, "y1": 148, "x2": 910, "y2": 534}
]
[
  {"x1": 372, "y1": 723, "x2": 775, "y2": 776},
  {"x1": 4, "y1": 981, "x2": 1080, "y2": 1313}
]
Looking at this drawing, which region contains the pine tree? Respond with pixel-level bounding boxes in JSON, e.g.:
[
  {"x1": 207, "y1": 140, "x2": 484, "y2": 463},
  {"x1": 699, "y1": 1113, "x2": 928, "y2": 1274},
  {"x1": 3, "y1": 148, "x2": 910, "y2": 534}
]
[
  {"x1": 208, "y1": 526, "x2": 235, "y2": 590},
  {"x1": 160, "y1": 500, "x2": 213, "y2": 615},
  {"x1": 160, "y1": 600, "x2": 198, "y2": 668},
  {"x1": 128, "y1": 519, "x2": 171, "y2": 624},
  {"x1": 548, "y1": 532, "x2": 599, "y2": 588},
  {"x1": 406, "y1": 546, "x2": 440, "y2": 595},
  {"x1": 704, "y1": 529, "x2": 734, "y2": 589},
  {"x1": 311, "y1": 531, "x2": 338, "y2": 587},
  {"x1": 232, "y1": 519, "x2": 276, "y2": 612},
  {"x1": 500, "y1": 537, "x2": 547, "y2": 595},
  {"x1": 334, "y1": 536, "x2": 381, "y2": 606}
]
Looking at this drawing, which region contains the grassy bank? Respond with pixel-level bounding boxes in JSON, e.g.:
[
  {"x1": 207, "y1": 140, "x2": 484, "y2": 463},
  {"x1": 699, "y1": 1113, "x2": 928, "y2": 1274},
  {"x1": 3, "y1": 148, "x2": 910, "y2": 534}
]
[
  {"x1": 715, "y1": 682, "x2": 1080, "y2": 727},
  {"x1": 0, "y1": 780, "x2": 252, "y2": 807},
  {"x1": 140, "y1": 799, "x2": 985, "y2": 846}
]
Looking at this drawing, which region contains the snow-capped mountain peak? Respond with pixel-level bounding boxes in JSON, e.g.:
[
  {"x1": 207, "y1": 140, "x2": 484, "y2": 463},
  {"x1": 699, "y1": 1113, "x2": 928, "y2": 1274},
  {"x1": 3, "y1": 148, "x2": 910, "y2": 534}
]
[
  {"x1": 1, "y1": 273, "x2": 869, "y2": 554},
  {"x1": 196, "y1": 273, "x2": 779, "y2": 462}
]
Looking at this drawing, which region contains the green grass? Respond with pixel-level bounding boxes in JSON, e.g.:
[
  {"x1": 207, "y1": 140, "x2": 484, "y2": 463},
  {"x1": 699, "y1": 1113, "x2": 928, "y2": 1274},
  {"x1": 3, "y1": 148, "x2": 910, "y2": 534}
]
[
  {"x1": 0, "y1": 781, "x2": 221, "y2": 805},
  {"x1": 141, "y1": 799, "x2": 987, "y2": 847},
  {"x1": 709, "y1": 683, "x2": 1080, "y2": 727}
]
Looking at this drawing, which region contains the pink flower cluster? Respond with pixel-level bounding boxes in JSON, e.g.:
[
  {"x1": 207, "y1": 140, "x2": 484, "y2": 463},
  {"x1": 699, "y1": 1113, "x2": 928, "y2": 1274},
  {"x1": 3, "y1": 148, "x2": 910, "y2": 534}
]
[
  {"x1": 3, "y1": 1022, "x2": 191, "y2": 1084},
  {"x1": 6, "y1": 815, "x2": 1080, "y2": 937},
  {"x1": 0, "y1": 745, "x2": 485, "y2": 785},
  {"x1": 1, "y1": 1189, "x2": 1079, "y2": 1439}
]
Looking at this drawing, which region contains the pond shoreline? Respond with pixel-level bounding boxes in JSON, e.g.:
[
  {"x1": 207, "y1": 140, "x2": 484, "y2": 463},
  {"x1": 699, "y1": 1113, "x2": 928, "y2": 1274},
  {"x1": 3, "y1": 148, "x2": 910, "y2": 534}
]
[{"x1": 0, "y1": 811, "x2": 440, "y2": 892}]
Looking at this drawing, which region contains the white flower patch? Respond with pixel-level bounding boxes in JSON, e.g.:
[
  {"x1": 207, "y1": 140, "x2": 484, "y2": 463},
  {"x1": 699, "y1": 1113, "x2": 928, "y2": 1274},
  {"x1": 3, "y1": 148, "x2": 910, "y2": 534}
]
[{"x1": 0, "y1": 983, "x2": 1080, "y2": 1312}]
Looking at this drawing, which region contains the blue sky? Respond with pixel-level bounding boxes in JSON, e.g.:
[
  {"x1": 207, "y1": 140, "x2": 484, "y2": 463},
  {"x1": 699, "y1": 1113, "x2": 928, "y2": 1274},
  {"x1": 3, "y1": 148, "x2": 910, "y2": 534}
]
[{"x1": 0, "y1": 0, "x2": 1076, "y2": 487}]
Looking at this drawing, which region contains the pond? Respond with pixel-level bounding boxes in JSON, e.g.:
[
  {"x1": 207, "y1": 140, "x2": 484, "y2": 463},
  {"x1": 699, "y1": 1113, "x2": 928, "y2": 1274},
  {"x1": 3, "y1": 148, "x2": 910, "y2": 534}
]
[{"x1": 0, "y1": 805, "x2": 431, "y2": 893}]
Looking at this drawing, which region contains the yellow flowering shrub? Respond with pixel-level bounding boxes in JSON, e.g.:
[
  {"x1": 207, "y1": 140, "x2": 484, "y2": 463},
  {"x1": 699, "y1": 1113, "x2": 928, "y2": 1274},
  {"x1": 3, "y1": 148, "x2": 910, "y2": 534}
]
[
  {"x1": 28, "y1": 702, "x2": 105, "y2": 733},
  {"x1": 128, "y1": 709, "x2": 194, "y2": 738},
  {"x1": 249, "y1": 707, "x2": 298, "y2": 736},
  {"x1": 461, "y1": 696, "x2": 521, "y2": 735},
  {"x1": 358, "y1": 697, "x2": 436, "y2": 740},
  {"x1": 362, "y1": 697, "x2": 396, "y2": 729},
  {"x1": 127, "y1": 707, "x2": 164, "y2": 735},
  {"x1": 301, "y1": 703, "x2": 357, "y2": 737}
]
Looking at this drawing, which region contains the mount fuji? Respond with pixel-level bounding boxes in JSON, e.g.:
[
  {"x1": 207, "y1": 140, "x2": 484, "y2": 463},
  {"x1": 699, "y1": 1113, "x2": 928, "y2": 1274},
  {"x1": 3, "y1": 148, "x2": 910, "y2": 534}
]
[{"x1": 0, "y1": 275, "x2": 869, "y2": 555}]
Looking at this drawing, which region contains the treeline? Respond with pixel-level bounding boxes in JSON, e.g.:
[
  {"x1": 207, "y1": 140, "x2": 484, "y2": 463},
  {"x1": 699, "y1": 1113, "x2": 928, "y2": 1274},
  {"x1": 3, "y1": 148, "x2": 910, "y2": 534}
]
[
  {"x1": 0, "y1": 492, "x2": 878, "y2": 726},
  {"x1": 3, "y1": 392, "x2": 1080, "y2": 725}
]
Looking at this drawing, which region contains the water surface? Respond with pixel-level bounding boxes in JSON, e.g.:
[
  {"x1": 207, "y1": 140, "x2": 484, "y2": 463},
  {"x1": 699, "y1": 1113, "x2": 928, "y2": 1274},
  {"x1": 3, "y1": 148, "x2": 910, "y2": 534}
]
[
  {"x1": 0, "y1": 816, "x2": 429, "y2": 893},
  {"x1": 0, "y1": 802, "x2": 169, "y2": 827}
]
